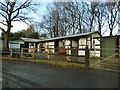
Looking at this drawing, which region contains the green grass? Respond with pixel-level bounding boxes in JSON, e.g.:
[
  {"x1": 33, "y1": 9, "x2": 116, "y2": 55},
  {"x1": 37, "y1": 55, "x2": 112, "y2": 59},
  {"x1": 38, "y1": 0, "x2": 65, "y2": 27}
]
[{"x1": 2, "y1": 56, "x2": 85, "y2": 70}]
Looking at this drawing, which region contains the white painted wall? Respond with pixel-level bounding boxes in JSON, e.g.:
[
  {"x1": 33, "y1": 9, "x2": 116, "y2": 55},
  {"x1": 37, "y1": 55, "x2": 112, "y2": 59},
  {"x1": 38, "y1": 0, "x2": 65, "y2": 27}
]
[
  {"x1": 90, "y1": 35, "x2": 100, "y2": 57},
  {"x1": 37, "y1": 43, "x2": 45, "y2": 52},
  {"x1": 37, "y1": 43, "x2": 40, "y2": 52},
  {"x1": 78, "y1": 38, "x2": 86, "y2": 56},
  {"x1": 9, "y1": 43, "x2": 20, "y2": 49},
  {"x1": 45, "y1": 41, "x2": 55, "y2": 53},
  {"x1": 78, "y1": 35, "x2": 101, "y2": 57},
  {"x1": 29, "y1": 42, "x2": 36, "y2": 52},
  {"x1": 65, "y1": 40, "x2": 71, "y2": 54}
]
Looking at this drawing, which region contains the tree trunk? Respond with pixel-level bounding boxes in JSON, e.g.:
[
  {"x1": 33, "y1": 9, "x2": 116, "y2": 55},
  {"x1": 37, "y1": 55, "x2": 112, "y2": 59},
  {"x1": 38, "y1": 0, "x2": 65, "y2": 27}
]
[
  {"x1": 110, "y1": 29, "x2": 113, "y2": 36},
  {"x1": 4, "y1": 32, "x2": 9, "y2": 51}
]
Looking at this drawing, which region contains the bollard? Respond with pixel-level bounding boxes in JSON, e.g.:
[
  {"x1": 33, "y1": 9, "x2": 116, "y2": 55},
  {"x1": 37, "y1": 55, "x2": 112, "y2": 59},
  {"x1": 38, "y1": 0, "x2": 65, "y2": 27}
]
[
  {"x1": 67, "y1": 47, "x2": 69, "y2": 61},
  {"x1": 10, "y1": 48, "x2": 13, "y2": 56},
  {"x1": 48, "y1": 48, "x2": 50, "y2": 60},
  {"x1": 85, "y1": 45, "x2": 89, "y2": 69},
  {"x1": 33, "y1": 48, "x2": 35, "y2": 58},
  {"x1": 21, "y1": 48, "x2": 23, "y2": 59}
]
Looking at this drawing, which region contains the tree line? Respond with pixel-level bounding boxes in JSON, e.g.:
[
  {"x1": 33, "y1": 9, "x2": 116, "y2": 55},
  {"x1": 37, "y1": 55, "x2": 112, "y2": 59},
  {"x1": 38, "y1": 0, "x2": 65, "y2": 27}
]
[
  {"x1": 1, "y1": 25, "x2": 39, "y2": 41},
  {"x1": 0, "y1": 0, "x2": 119, "y2": 50},
  {"x1": 39, "y1": 1, "x2": 119, "y2": 38}
]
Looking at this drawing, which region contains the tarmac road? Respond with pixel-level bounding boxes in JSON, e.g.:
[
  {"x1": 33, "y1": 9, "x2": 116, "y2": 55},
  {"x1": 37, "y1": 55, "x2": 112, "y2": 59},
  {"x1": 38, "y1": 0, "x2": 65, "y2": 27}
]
[{"x1": 2, "y1": 60, "x2": 119, "y2": 88}]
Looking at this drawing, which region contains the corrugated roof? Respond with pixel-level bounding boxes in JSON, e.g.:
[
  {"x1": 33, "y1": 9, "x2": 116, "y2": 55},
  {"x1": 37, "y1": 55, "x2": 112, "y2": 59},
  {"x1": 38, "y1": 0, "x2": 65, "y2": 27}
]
[
  {"x1": 9, "y1": 40, "x2": 24, "y2": 44},
  {"x1": 20, "y1": 31, "x2": 100, "y2": 42},
  {"x1": 20, "y1": 37, "x2": 41, "y2": 42}
]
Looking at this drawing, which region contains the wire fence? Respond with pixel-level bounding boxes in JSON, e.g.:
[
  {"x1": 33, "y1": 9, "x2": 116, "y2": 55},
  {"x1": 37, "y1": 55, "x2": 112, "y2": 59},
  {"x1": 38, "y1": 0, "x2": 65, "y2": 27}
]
[{"x1": 89, "y1": 47, "x2": 120, "y2": 72}]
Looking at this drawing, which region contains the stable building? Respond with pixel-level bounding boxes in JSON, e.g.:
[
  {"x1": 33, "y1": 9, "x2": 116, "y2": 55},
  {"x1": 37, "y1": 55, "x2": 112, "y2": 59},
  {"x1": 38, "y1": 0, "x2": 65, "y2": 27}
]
[
  {"x1": 20, "y1": 31, "x2": 101, "y2": 57},
  {"x1": 101, "y1": 35, "x2": 120, "y2": 58},
  {"x1": 38, "y1": 31, "x2": 101, "y2": 57},
  {"x1": 20, "y1": 37, "x2": 40, "y2": 52},
  {"x1": 9, "y1": 41, "x2": 24, "y2": 49}
]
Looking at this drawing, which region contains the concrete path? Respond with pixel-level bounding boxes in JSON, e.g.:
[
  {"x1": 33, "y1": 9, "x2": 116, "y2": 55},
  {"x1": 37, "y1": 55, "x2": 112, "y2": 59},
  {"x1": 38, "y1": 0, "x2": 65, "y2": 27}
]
[{"x1": 2, "y1": 60, "x2": 118, "y2": 88}]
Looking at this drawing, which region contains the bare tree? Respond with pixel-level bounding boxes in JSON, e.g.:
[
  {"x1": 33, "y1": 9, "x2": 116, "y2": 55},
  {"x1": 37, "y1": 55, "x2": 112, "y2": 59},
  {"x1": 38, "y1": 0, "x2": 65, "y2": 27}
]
[
  {"x1": 105, "y1": 2, "x2": 119, "y2": 36},
  {"x1": 83, "y1": 2, "x2": 98, "y2": 32},
  {"x1": 95, "y1": 2, "x2": 106, "y2": 35},
  {"x1": 0, "y1": 0, "x2": 37, "y2": 50}
]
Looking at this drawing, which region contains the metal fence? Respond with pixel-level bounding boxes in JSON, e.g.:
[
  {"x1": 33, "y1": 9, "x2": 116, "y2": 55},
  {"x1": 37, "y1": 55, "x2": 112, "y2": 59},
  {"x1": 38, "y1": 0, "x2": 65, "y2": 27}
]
[{"x1": 89, "y1": 48, "x2": 120, "y2": 72}]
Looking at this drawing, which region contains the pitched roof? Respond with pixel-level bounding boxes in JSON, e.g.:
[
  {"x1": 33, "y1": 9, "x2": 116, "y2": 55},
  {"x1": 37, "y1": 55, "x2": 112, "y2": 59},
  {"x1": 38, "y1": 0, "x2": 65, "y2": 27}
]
[
  {"x1": 20, "y1": 37, "x2": 41, "y2": 42},
  {"x1": 9, "y1": 40, "x2": 24, "y2": 44},
  {"x1": 20, "y1": 31, "x2": 100, "y2": 42}
]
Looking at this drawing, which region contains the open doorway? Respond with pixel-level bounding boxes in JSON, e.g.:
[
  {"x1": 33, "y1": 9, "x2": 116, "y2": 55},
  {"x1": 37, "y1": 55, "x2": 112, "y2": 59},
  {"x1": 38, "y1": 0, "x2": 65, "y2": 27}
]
[{"x1": 55, "y1": 40, "x2": 59, "y2": 52}]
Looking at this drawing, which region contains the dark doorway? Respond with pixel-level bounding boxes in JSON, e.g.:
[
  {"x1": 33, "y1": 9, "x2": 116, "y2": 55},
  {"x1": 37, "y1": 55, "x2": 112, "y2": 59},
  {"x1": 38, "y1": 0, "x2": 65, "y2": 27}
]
[
  {"x1": 55, "y1": 40, "x2": 59, "y2": 52},
  {"x1": 23, "y1": 42, "x2": 29, "y2": 52},
  {"x1": 20, "y1": 44, "x2": 24, "y2": 52}
]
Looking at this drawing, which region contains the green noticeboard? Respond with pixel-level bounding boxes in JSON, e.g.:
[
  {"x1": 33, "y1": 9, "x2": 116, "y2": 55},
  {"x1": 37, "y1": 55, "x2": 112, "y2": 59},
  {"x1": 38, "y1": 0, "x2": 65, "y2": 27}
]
[{"x1": 101, "y1": 37, "x2": 116, "y2": 58}]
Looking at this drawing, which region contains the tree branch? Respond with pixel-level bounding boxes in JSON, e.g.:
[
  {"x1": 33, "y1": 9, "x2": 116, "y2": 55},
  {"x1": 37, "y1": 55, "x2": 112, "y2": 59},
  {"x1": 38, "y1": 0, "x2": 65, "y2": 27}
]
[
  {"x1": 12, "y1": 0, "x2": 31, "y2": 13},
  {"x1": 0, "y1": 21, "x2": 7, "y2": 26},
  {"x1": 0, "y1": 27, "x2": 5, "y2": 32},
  {"x1": 0, "y1": 12, "x2": 8, "y2": 21}
]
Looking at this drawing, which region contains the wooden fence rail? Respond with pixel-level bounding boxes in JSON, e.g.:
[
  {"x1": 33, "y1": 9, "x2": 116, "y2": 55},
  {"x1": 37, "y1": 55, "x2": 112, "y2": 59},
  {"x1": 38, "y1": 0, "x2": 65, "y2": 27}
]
[{"x1": 1, "y1": 46, "x2": 90, "y2": 69}]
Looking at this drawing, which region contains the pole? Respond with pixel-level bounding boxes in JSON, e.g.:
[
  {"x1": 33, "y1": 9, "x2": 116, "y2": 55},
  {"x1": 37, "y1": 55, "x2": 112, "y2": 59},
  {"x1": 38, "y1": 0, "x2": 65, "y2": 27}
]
[
  {"x1": 67, "y1": 47, "x2": 69, "y2": 61},
  {"x1": 85, "y1": 45, "x2": 89, "y2": 69},
  {"x1": 48, "y1": 48, "x2": 50, "y2": 60},
  {"x1": 21, "y1": 48, "x2": 23, "y2": 59},
  {"x1": 33, "y1": 48, "x2": 35, "y2": 58},
  {"x1": 10, "y1": 48, "x2": 13, "y2": 56}
]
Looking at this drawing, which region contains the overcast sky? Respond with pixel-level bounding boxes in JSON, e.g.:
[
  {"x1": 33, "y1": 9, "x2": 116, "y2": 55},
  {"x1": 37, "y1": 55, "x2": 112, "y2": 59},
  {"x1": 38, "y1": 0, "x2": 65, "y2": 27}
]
[
  {"x1": 0, "y1": 1, "x2": 49, "y2": 36},
  {"x1": 0, "y1": 0, "x2": 119, "y2": 37}
]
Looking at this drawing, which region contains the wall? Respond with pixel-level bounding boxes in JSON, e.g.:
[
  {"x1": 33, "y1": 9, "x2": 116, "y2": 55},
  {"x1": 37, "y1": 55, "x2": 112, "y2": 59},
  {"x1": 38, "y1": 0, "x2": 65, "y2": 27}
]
[
  {"x1": 45, "y1": 41, "x2": 55, "y2": 53},
  {"x1": 28, "y1": 42, "x2": 36, "y2": 52},
  {"x1": 78, "y1": 38, "x2": 86, "y2": 56},
  {"x1": 72, "y1": 40, "x2": 78, "y2": 47},
  {"x1": 37, "y1": 43, "x2": 45, "y2": 52},
  {"x1": 65, "y1": 40, "x2": 71, "y2": 54},
  {"x1": 0, "y1": 39, "x2": 4, "y2": 50},
  {"x1": 90, "y1": 34, "x2": 101, "y2": 57},
  {"x1": 78, "y1": 34, "x2": 101, "y2": 57},
  {"x1": 59, "y1": 40, "x2": 63, "y2": 48},
  {"x1": 9, "y1": 43, "x2": 20, "y2": 49},
  {"x1": 101, "y1": 37, "x2": 116, "y2": 58}
]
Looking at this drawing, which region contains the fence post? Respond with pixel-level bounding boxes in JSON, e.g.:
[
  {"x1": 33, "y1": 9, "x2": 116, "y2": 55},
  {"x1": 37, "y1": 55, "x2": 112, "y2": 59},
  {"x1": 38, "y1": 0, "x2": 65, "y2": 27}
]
[
  {"x1": 48, "y1": 48, "x2": 50, "y2": 60},
  {"x1": 21, "y1": 48, "x2": 23, "y2": 59},
  {"x1": 67, "y1": 47, "x2": 69, "y2": 61},
  {"x1": 85, "y1": 45, "x2": 89, "y2": 69},
  {"x1": 33, "y1": 48, "x2": 35, "y2": 58},
  {"x1": 10, "y1": 48, "x2": 13, "y2": 56}
]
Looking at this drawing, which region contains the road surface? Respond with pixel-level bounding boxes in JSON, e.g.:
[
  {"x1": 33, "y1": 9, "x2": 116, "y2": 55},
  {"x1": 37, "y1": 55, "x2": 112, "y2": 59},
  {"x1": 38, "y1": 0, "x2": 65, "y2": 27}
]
[{"x1": 2, "y1": 60, "x2": 118, "y2": 88}]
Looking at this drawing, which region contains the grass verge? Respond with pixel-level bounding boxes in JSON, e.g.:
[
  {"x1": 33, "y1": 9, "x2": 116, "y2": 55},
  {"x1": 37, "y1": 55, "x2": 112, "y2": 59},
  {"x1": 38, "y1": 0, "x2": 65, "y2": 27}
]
[{"x1": 2, "y1": 56, "x2": 85, "y2": 70}]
